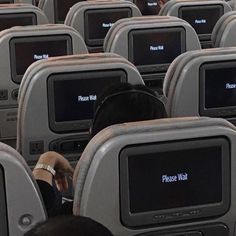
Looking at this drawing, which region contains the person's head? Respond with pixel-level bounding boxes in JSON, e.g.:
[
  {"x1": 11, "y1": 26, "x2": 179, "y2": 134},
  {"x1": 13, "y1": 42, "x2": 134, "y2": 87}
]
[
  {"x1": 24, "y1": 215, "x2": 113, "y2": 236},
  {"x1": 90, "y1": 82, "x2": 167, "y2": 137}
]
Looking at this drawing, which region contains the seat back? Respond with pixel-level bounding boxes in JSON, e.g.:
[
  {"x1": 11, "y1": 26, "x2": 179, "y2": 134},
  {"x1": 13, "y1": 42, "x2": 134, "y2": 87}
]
[
  {"x1": 73, "y1": 117, "x2": 235, "y2": 236},
  {"x1": 0, "y1": 24, "x2": 87, "y2": 146},
  {"x1": 159, "y1": 0, "x2": 231, "y2": 48},
  {"x1": 163, "y1": 47, "x2": 236, "y2": 125},
  {"x1": 0, "y1": 4, "x2": 48, "y2": 31},
  {"x1": 38, "y1": 0, "x2": 84, "y2": 23},
  {"x1": 65, "y1": 0, "x2": 141, "y2": 52},
  {"x1": 133, "y1": 0, "x2": 161, "y2": 15},
  {"x1": 212, "y1": 11, "x2": 236, "y2": 47},
  {"x1": 104, "y1": 16, "x2": 201, "y2": 92},
  {"x1": 17, "y1": 53, "x2": 144, "y2": 164},
  {"x1": 0, "y1": 141, "x2": 46, "y2": 236}
]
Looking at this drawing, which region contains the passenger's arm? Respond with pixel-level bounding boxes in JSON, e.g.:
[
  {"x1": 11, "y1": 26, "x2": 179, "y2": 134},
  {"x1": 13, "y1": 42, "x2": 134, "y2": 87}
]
[{"x1": 33, "y1": 151, "x2": 74, "y2": 191}]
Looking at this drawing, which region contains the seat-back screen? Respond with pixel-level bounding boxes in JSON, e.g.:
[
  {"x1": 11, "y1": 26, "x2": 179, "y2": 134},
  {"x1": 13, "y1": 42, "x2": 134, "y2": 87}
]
[{"x1": 10, "y1": 35, "x2": 72, "y2": 84}]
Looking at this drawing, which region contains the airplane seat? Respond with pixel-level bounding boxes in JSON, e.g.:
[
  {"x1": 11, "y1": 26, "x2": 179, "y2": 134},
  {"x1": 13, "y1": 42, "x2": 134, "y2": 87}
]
[
  {"x1": 64, "y1": 0, "x2": 141, "y2": 53},
  {"x1": 0, "y1": 4, "x2": 48, "y2": 30},
  {"x1": 132, "y1": 0, "x2": 161, "y2": 15},
  {"x1": 38, "y1": 0, "x2": 84, "y2": 23},
  {"x1": 104, "y1": 16, "x2": 201, "y2": 93},
  {"x1": 159, "y1": 0, "x2": 231, "y2": 49},
  {"x1": 17, "y1": 53, "x2": 144, "y2": 165},
  {"x1": 73, "y1": 117, "x2": 236, "y2": 236},
  {"x1": 158, "y1": 0, "x2": 175, "y2": 15},
  {"x1": 0, "y1": 24, "x2": 87, "y2": 148},
  {"x1": 212, "y1": 11, "x2": 236, "y2": 47},
  {"x1": 163, "y1": 47, "x2": 236, "y2": 125},
  {"x1": 0, "y1": 141, "x2": 46, "y2": 235}
]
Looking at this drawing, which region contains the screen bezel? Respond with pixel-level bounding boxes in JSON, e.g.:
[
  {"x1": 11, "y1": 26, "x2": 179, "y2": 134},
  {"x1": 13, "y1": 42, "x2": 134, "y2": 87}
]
[
  {"x1": 178, "y1": 4, "x2": 224, "y2": 41},
  {"x1": 0, "y1": 12, "x2": 37, "y2": 30},
  {"x1": 119, "y1": 137, "x2": 230, "y2": 227},
  {"x1": 84, "y1": 7, "x2": 132, "y2": 47},
  {"x1": 9, "y1": 35, "x2": 73, "y2": 84},
  {"x1": 47, "y1": 69, "x2": 127, "y2": 133},
  {"x1": 128, "y1": 27, "x2": 186, "y2": 74},
  {"x1": 199, "y1": 61, "x2": 236, "y2": 118}
]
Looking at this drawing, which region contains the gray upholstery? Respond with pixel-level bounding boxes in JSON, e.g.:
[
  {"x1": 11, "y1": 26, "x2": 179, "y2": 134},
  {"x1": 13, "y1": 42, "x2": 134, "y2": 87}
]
[
  {"x1": 64, "y1": 0, "x2": 141, "y2": 52},
  {"x1": 159, "y1": 0, "x2": 231, "y2": 48},
  {"x1": 0, "y1": 24, "x2": 87, "y2": 146},
  {"x1": 158, "y1": 0, "x2": 176, "y2": 15},
  {"x1": 228, "y1": 0, "x2": 235, "y2": 10},
  {"x1": 73, "y1": 117, "x2": 236, "y2": 235},
  {"x1": 104, "y1": 16, "x2": 201, "y2": 91},
  {"x1": 38, "y1": 0, "x2": 84, "y2": 23},
  {"x1": 212, "y1": 11, "x2": 236, "y2": 47},
  {"x1": 17, "y1": 53, "x2": 144, "y2": 164},
  {"x1": 0, "y1": 141, "x2": 46, "y2": 235},
  {"x1": 163, "y1": 47, "x2": 236, "y2": 121},
  {"x1": 104, "y1": 16, "x2": 200, "y2": 60},
  {"x1": 211, "y1": 11, "x2": 236, "y2": 47}
]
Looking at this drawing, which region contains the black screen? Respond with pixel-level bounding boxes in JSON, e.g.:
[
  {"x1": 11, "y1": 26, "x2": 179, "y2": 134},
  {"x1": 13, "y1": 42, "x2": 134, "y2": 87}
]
[
  {"x1": 48, "y1": 70, "x2": 126, "y2": 133},
  {"x1": 85, "y1": 8, "x2": 132, "y2": 46},
  {"x1": 0, "y1": 166, "x2": 8, "y2": 235},
  {"x1": 0, "y1": 13, "x2": 36, "y2": 31},
  {"x1": 134, "y1": 0, "x2": 160, "y2": 15},
  {"x1": 54, "y1": 74, "x2": 123, "y2": 122},
  {"x1": 0, "y1": 0, "x2": 13, "y2": 3},
  {"x1": 179, "y1": 5, "x2": 223, "y2": 37},
  {"x1": 129, "y1": 28, "x2": 185, "y2": 73},
  {"x1": 120, "y1": 138, "x2": 230, "y2": 226},
  {"x1": 128, "y1": 146, "x2": 222, "y2": 213},
  {"x1": 204, "y1": 65, "x2": 236, "y2": 109},
  {"x1": 10, "y1": 35, "x2": 72, "y2": 84},
  {"x1": 54, "y1": 0, "x2": 84, "y2": 23}
]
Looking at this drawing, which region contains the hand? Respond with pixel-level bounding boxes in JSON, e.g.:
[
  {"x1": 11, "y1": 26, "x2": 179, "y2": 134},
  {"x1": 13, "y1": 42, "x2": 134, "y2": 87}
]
[
  {"x1": 33, "y1": 151, "x2": 74, "y2": 192},
  {"x1": 53, "y1": 154, "x2": 74, "y2": 192}
]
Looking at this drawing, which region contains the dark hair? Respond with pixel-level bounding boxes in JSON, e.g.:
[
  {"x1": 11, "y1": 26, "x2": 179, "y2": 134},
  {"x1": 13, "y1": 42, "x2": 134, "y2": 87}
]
[
  {"x1": 91, "y1": 82, "x2": 167, "y2": 137},
  {"x1": 24, "y1": 215, "x2": 113, "y2": 236}
]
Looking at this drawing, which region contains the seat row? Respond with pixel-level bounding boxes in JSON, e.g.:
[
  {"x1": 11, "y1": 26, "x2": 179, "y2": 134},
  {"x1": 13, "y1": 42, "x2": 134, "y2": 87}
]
[
  {"x1": 2, "y1": 117, "x2": 236, "y2": 235},
  {"x1": 0, "y1": 7, "x2": 235, "y2": 156},
  {"x1": 0, "y1": 0, "x2": 232, "y2": 48}
]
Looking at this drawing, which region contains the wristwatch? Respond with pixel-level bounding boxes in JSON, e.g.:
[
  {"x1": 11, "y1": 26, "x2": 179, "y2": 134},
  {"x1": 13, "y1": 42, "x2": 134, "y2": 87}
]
[{"x1": 34, "y1": 164, "x2": 56, "y2": 177}]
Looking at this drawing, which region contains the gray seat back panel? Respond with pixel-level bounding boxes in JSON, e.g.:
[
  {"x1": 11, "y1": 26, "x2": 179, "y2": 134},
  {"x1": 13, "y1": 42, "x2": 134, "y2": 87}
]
[
  {"x1": 104, "y1": 16, "x2": 201, "y2": 61},
  {"x1": 212, "y1": 11, "x2": 236, "y2": 46},
  {"x1": 0, "y1": 142, "x2": 46, "y2": 236},
  {"x1": 159, "y1": 0, "x2": 231, "y2": 16},
  {"x1": 65, "y1": 0, "x2": 141, "y2": 52},
  {"x1": 214, "y1": 15, "x2": 236, "y2": 47},
  {"x1": 163, "y1": 47, "x2": 236, "y2": 117},
  {"x1": 73, "y1": 117, "x2": 236, "y2": 235},
  {"x1": 0, "y1": 24, "x2": 87, "y2": 142},
  {"x1": 17, "y1": 53, "x2": 144, "y2": 163}
]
